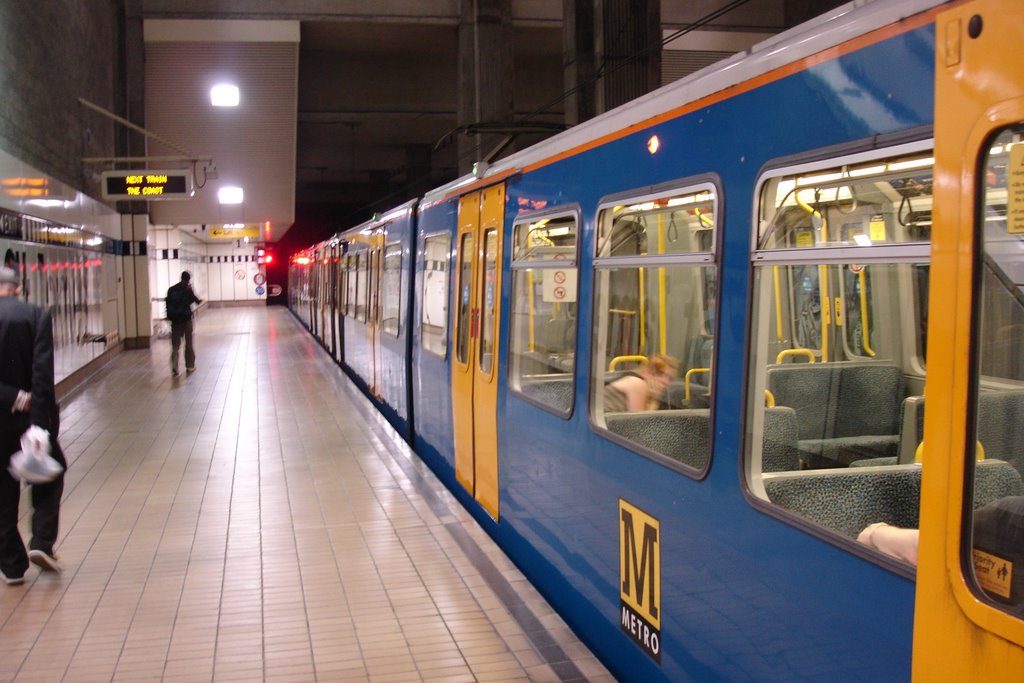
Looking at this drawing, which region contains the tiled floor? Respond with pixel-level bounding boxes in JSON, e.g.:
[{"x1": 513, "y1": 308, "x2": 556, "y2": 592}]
[{"x1": 0, "y1": 306, "x2": 614, "y2": 683}]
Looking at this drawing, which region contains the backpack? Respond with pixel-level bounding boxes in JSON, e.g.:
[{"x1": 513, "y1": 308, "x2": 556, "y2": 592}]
[{"x1": 165, "y1": 284, "x2": 192, "y2": 321}]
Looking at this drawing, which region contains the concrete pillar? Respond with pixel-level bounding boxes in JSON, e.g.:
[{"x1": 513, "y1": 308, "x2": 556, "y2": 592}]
[
  {"x1": 595, "y1": 0, "x2": 661, "y2": 113},
  {"x1": 120, "y1": 214, "x2": 152, "y2": 349},
  {"x1": 456, "y1": 0, "x2": 514, "y2": 174},
  {"x1": 563, "y1": 0, "x2": 598, "y2": 126}
]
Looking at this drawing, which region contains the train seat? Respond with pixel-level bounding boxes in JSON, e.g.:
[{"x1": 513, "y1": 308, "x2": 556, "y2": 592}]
[
  {"x1": 762, "y1": 406, "x2": 801, "y2": 472},
  {"x1": 605, "y1": 409, "x2": 710, "y2": 469},
  {"x1": 762, "y1": 460, "x2": 1022, "y2": 539},
  {"x1": 766, "y1": 362, "x2": 904, "y2": 467},
  {"x1": 517, "y1": 376, "x2": 575, "y2": 413}
]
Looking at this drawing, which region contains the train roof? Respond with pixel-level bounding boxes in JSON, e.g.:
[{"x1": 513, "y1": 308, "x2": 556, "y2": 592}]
[{"x1": 421, "y1": 0, "x2": 944, "y2": 206}]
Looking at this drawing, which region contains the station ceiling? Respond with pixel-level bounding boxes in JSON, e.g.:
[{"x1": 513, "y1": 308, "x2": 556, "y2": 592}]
[{"x1": 136, "y1": 0, "x2": 836, "y2": 244}]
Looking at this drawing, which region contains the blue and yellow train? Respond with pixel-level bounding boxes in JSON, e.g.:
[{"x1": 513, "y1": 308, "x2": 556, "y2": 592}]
[{"x1": 289, "y1": 0, "x2": 1024, "y2": 678}]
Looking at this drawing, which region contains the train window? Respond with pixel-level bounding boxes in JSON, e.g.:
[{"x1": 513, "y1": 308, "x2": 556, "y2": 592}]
[
  {"x1": 745, "y1": 143, "x2": 933, "y2": 550},
  {"x1": 381, "y1": 243, "x2": 401, "y2": 336},
  {"x1": 339, "y1": 254, "x2": 348, "y2": 317},
  {"x1": 420, "y1": 233, "x2": 450, "y2": 357},
  {"x1": 590, "y1": 184, "x2": 717, "y2": 473},
  {"x1": 355, "y1": 252, "x2": 368, "y2": 322},
  {"x1": 479, "y1": 229, "x2": 498, "y2": 374},
  {"x1": 455, "y1": 233, "x2": 474, "y2": 365},
  {"x1": 508, "y1": 213, "x2": 578, "y2": 416},
  {"x1": 966, "y1": 125, "x2": 1024, "y2": 615}
]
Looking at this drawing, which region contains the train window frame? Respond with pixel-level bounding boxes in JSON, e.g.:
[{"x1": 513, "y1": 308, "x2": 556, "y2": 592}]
[
  {"x1": 588, "y1": 177, "x2": 721, "y2": 478},
  {"x1": 743, "y1": 140, "x2": 933, "y2": 571},
  {"x1": 507, "y1": 208, "x2": 580, "y2": 419},
  {"x1": 964, "y1": 124, "x2": 1024, "y2": 620},
  {"x1": 381, "y1": 240, "x2": 402, "y2": 337},
  {"x1": 420, "y1": 231, "x2": 451, "y2": 358}
]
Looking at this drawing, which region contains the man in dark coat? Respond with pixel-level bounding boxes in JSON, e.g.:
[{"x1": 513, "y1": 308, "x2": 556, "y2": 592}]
[
  {"x1": 166, "y1": 271, "x2": 202, "y2": 376},
  {"x1": 0, "y1": 266, "x2": 64, "y2": 583}
]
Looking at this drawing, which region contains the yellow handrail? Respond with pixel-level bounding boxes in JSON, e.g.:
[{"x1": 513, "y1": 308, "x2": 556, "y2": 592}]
[
  {"x1": 776, "y1": 348, "x2": 816, "y2": 364},
  {"x1": 639, "y1": 267, "x2": 647, "y2": 351},
  {"x1": 796, "y1": 192, "x2": 828, "y2": 242},
  {"x1": 819, "y1": 264, "x2": 830, "y2": 362},
  {"x1": 658, "y1": 214, "x2": 667, "y2": 354},
  {"x1": 528, "y1": 271, "x2": 536, "y2": 352},
  {"x1": 764, "y1": 389, "x2": 776, "y2": 407},
  {"x1": 773, "y1": 266, "x2": 784, "y2": 342},
  {"x1": 684, "y1": 367, "x2": 710, "y2": 401},
  {"x1": 695, "y1": 207, "x2": 714, "y2": 227},
  {"x1": 609, "y1": 355, "x2": 648, "y2": 371},
  {"x1": 915, "y1": 441, "x2": 985, "y2": 463},
  {"x1": 858, "y1": 269, "x2": 875, "y2": 356}
]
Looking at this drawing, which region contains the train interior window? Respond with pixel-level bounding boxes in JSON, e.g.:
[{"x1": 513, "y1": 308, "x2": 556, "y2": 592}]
[
  {"x1": 420, "y1": 234, "x2": 450, "y2": 356},
  {"x1": 342, "y1": 250, "x2": 350, "y2": 315},
  {"x1": 967, "y1": 125, "x2": 1024, "y2": 614},
  {"x1": 590, "y1": 185, "x2": 717, "y2": 472},
  {"x1": 381, "y1": 242, "x2": 402, "y2": 336},
  {"x1": 355, "y1": 252, "x2": 368, "y2": 322},
  {"x1": 508, "y1": 214, "x2": 578, "y2": 415},
  {"x1": 455, "y1": 233, "x2": 474, "y2": 365},
  {"x1": 745, "y1": 146, "x2": 934, "y2": 550},
  {"x1": 479, "y1": 229, "x2": 498, "y2": 374}
]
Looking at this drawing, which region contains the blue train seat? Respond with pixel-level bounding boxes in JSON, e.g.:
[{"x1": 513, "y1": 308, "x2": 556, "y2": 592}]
[
  {"x1": 605, "y1": 409, "x2": 710, "y2": 469},
  {"x1": 762, "y1": 460, "x2": 1022, "y2": 539},
  {"x1": 766, "y1": 362, "x2": 904, "y2": 466},
  {"x1": 518, "y1": 376, "x2": 575, "y2": 413},
  {"x1": 762, "y1": 406, "x2": 801, "y2": 472}
]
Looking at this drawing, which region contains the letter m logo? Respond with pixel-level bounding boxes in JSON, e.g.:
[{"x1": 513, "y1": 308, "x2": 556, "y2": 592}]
[{"x1": 619, "y1": 499, "x2": 661, "y2": 628}]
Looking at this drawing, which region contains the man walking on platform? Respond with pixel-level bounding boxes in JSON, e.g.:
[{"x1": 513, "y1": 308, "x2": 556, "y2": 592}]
[
  {"x1": 0, "y1": 266, "x2": 65, "y2": 583},
  {"x1": 166, "y1": 271, "x2": 202, "y2": 376}
]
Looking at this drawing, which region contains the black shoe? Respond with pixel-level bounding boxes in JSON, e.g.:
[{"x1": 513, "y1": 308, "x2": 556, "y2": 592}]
[
  {"x1": 28, "y1": 549, "x2": 62, "y2": 574},
  {"x1": 2, "y1": 572, "x2": 24, "y2": 585},
  {"x1": 171, "y1": 367, "x2": 179, "y2": 377},
  {"x1": 186, "y1": 366, "x2": 196, "y2": 373}
]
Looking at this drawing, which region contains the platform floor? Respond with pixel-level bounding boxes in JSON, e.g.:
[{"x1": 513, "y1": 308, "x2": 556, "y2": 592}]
[{"x1": 0, "y1": 306, "x2": 613, "y2": 683}]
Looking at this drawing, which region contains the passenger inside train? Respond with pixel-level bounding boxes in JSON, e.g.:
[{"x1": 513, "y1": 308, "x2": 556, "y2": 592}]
[
  {"x1": 603, "y1": 353, "x2": 679, "y2": 412},
  {"x1": 858, "y1": 496, "x2": 1024, "y2": 609}
]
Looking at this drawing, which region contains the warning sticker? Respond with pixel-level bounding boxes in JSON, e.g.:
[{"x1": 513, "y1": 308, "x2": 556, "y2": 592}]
[
  {"x1": 973, "y1": 548, "x2": 1013, "y2": 599},
  {"x1": 869, "y1": 214, "x2": 887, "y2": 242}
]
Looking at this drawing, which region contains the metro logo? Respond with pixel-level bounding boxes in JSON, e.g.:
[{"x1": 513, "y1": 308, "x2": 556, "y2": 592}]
[{"x1": 619, "y1": 498, "x2": 661, "y2": 662}]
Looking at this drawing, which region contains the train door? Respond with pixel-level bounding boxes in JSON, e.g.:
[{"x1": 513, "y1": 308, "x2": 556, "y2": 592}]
[
  {"x1": 334, "y1": 244, "x2": 345, "y2": 364},
  {"x1": 914, "y1": 0, "x2": 1024, "y2": 677},
  {"x1": 451, "y1": 185, "x2": 504, "y2": 519},
  {"x1": 328, "y1": 243, "x2": 338, "y2": 359},
  {"x1": 369, "y1": 229, "x2": 384, "y2": 399}
]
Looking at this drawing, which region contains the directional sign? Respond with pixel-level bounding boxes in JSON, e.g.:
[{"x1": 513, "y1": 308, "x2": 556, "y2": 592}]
[
  {"x1": 209, "y1": 224, "x2": 260, "y2": 239},
  {"x1": 101, "y1": 170, "x2": 193, "y2": 201}
]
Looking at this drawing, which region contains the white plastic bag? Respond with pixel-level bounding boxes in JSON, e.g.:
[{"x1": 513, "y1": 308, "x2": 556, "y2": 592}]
[{"x1": 9, "y1": 426, "x2": 63, "y2": 484}]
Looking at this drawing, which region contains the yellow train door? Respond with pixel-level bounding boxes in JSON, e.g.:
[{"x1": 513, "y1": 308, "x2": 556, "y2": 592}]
[
  {"x1": 915, "y1": 0, "x2": 1024, "y2": 677},
  {"x1": 451, "y1": 185, "x2": 504, "y2": 519}
]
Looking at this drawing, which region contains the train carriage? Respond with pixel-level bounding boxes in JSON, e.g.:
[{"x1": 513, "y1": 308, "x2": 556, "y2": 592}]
[{"x1": 290, "y1": 0, "x2": 1024, "y2": 678}]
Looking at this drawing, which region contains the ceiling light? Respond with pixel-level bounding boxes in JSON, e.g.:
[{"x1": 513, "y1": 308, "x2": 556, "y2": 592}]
[
  {"x1": 210, "y1": 84, "x2": 239, "y2": 107},
  {"x1": 218, "y1": 186, "x2": 243, "y2": 204}
]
